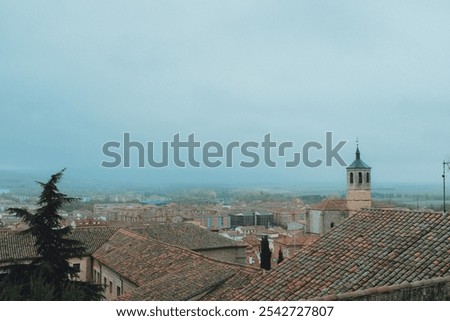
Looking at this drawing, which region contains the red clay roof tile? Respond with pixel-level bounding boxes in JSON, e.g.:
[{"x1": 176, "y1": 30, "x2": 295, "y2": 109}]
[{"x1": 222, "y1": 208, "x2": 450, "y2": 300}]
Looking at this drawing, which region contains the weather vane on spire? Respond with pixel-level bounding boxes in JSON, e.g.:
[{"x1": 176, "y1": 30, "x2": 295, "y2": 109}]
[{"x1": 356, "y1": 137, "x2": 359, "y2": 147}]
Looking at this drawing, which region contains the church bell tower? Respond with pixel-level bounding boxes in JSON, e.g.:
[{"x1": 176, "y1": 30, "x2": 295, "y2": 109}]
[{"x1": 347, "y1": 144, "x2": 372, "y2": 215}]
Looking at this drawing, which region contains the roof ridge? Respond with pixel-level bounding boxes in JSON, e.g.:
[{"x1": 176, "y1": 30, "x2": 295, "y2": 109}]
[
  {"x1": 115, "y1": 227, "x2": 148, "y2": 241},
  {"x1": 92, "y1": 227, "x2": 260, "y2": 292},
  {"x1": 119, "y1": 227, "x2": 258, "y2": 271},
  {"x1": 128, "y1": 223, "x2": 246, "y2": 250},
  {"x1": 308, "y1": 275, "x2": 450, "y2": 301},
  {"x1": 361, "y1": 208, "x2": 442, "y2": 215},
  {"x1": 311, "y1": 198, "x2": 348, "y2": 211},
  {"x1": 304, "y1": 209, "x2": 450, "y2": 294}
]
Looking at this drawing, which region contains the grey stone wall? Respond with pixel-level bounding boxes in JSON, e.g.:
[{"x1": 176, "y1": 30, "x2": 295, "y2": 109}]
[{"x1": 322, "y1": 210, "x2": 348, "y2": 234}]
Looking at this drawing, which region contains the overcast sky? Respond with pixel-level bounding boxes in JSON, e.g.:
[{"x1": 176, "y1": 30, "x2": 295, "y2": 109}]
[{"x1": 1, "y1": 1, "x2": 449, "y2": 188}]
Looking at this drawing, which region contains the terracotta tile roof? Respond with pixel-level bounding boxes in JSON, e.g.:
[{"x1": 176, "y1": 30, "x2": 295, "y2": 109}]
[
  {"x1": 131, "y1": 266, "x2": 261, "y2": 301},
  {"x1": 93, "y1": 228, "x2": 260, "y2": 300},
  {"x1": 232, "y1": 209, "x2": 450, "y2": 300},
  {"x1": 0, "y1": 231, "x2": 36, "y2": 263},
  {"x1": 242, "y1": 235, "x2": 261, "y2": 247},
  {"x1": 200, "y1": 267, "x2": 262, "y2": 301},
  {"x1": 308, "y1": 276, "x2": 450, "y2": 301},
  {"x1": 129, "y1": 223, "x2": 246, "y2": 250},
  {"x1": 0, "y1": 227, "x2": 118, "y2": 263},
  {"x1": 275, "y1": 235, "x2": 319, "y2": 247},
  {"x1": 70, "y1": 227, "x2": 120, "y2": 254},
  {"x1": 311, "y1": 199, "x2": 348, "y2": 211}
]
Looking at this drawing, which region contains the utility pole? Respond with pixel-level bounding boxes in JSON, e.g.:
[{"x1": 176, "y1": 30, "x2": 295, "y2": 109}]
[
  {"x1": 443, "y1": 161, "x2": 450, "y2": 214},
  {"x1": 444, "y1": 162, "x2": 446, "y2": 214}
]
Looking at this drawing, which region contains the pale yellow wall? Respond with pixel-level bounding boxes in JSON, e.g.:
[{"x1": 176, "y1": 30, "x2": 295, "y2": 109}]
[
  {"x1": 92, "y1": 259, "x2": 137, "y2": 300},
  {"x1": 68, "y1": 256, "x2": 91, "y2": 282}
]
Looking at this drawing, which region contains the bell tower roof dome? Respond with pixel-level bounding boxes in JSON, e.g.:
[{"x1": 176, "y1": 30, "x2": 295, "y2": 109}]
[{"x1": 347, "y1": 145, "x2": 371, "y2": 170}]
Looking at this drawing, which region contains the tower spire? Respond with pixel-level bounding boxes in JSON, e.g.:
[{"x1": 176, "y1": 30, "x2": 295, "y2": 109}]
[{"x1": 356, "y1": 138, "x2": 360, "y2": 160}]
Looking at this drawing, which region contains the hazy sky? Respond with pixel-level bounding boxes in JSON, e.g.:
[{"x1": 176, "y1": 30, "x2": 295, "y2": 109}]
[{"x1": 1, "y1": 1, "x2": 449, "y2": 188}]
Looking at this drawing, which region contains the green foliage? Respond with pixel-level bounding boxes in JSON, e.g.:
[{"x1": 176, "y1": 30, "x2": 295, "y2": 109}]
[
  {"x1": 0, "y1": 169, "x2": 104, "y2": 300},
  {"x1": 60, "y1": 281, "x2": 105, "y2": 301},
  {"x1": 0, "y1": 269, "x2": 104, "y2": 301},
  {"x1": 0, "y1": 264, "x2": 56, "y2": 300}
]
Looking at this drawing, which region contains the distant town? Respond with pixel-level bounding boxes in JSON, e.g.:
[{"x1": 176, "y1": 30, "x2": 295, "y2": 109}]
[
  {"x1": 1, "y1": 147, "x2": 449, "y2": 301},
  {"x1": 0, "y1": 174, "x2": 445, "y2": 236}
]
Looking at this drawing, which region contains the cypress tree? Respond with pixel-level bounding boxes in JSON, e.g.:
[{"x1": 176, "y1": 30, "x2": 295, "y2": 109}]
[
  {"x1": 277, "y1": 248, "x2": 284, "y2": 264},
  {"x1": 0, "y1": 169, "x2": 104, "y2": 300},
  {"x1": 260, "y1": 235, "x2": 272, "y2": 271}
]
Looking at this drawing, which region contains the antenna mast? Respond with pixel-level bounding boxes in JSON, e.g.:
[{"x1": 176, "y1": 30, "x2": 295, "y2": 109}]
[{"x1": 443, "y1": 160, "x2": 450, "y2": 214}]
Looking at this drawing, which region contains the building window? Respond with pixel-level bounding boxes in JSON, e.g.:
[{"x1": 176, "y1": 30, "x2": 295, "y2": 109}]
[
  {"x1": 117, "y1": 286, "x2": 121, "y2": 297},
  {"x1": 103, "y1": 277, "x2": 107, "y2": 286},
  {"x1": 366, "y1": 172, "x2": 370, "y2": 183},
  {"x1": 330, "y1": 222, "x2": 335, "y2": 229},
  {"x1": 358, "y1": 172, "x2": 363, "y2": 184},
  {"x1": 350, "y1": 172, "x2": 354, "y2": 184},
  {"x1": 72, "y1": 263, "x2": 81, "y2": 273},
  {"x1": 109, "y1": 281, "x2": 113, "y2": 294}
]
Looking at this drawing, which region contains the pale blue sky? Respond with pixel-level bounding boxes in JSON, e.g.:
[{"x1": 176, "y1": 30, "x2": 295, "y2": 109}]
[{"x1": 1, "y1": 1, "x2": 449, "y2": 187}]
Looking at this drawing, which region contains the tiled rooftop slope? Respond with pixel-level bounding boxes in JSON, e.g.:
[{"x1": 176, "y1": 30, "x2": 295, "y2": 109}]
[
  {"x1": 93, "y1": 229, "x2": 260, "y2": 300},
  {"x1": 129, "y1": 223, "x2": 246, "y2": 250},
  {"x1": 232, "y1": 208, "x2": 450, "y2": 300},
  {"x1": 0, "y1": 227, "x2": 118, "y2": 263}
]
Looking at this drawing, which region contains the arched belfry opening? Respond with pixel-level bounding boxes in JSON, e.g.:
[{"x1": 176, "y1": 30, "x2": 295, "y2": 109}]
[{"x1": 346, "y1": 143, "x2": 372, "y2": 215}]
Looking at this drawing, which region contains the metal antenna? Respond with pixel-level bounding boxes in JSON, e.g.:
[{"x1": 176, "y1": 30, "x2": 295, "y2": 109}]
[{"x1": 443, "y1": 158, "x2": 450, "y2": 214}]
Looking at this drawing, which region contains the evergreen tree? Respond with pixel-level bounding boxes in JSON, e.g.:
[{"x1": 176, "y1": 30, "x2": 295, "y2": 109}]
[
  {"x1": 260, "y1": 235, "x2": 271, "y2": 271},
  {"x1": 0, "y1": 169, "x2": 104, "y2": 300},
  {"x1": 277, "y1": 248, "x2": 284, "y2": 264}
]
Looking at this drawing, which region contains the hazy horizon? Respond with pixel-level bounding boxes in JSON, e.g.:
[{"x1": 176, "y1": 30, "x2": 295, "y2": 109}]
[{"x1": 0, "y1": 168, "x2": 444, "y2": 197}]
